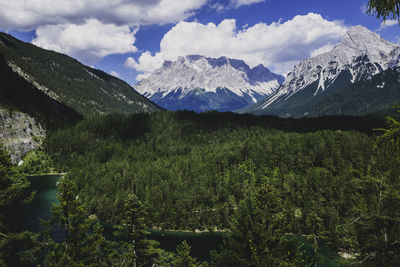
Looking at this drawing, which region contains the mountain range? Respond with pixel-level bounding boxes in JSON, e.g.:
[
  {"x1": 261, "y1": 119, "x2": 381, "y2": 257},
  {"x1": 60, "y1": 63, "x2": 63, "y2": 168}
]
[
  {"x1": 241, "y1": 25, "x2": 400, "y2": 116},
  {"x1": 135, "y1": 55, "x2": 284, "y2": 112},
  {"x1": 1, "y1": 25, "x2": 400, "y2": 161}
]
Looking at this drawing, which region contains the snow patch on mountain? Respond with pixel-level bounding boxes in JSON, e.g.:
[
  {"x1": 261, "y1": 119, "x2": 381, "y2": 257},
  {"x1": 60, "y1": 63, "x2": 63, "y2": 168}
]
[
  {"x1": 260, "y1": 25, "x2": 400, "y2": 109},
  {"x1": 135, "y1": 55, "x2": 284, "y2": 106}
]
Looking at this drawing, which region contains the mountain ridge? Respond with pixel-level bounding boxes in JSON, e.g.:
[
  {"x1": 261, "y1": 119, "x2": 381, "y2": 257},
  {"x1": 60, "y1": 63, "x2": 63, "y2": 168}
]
[
  {"x1": 242, "y1": 25, "x2": 400, "y2": 116},
  {"x1": 135, "y1": 55, "x2": 284, "y2": 112},
  {"x1": 0, "y1": 32, "x2": 160, "y2": 117}
]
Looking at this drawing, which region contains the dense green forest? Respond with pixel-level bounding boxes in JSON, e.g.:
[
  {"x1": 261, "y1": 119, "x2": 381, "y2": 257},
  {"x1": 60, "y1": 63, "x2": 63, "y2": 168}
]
[
  {"x1": 0, "y1": 145, "x2": 40, "y2": 266},
  {"x1": 42, "y1": 111, "x2": 399, "y2": 265},
  {"x1": 1, "y1": 111, "x2": 400, "y2": 265}
]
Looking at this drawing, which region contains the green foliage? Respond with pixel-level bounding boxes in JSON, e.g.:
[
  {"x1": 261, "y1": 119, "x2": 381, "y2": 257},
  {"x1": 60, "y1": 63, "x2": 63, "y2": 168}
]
[
  {"x1": 353, "y1": 110, "x2": 400, "y2": 265},
  {"x1": 43, "y1": 177, "x2": 113, "y2": 266},
  {"x1": 44, "y1": 111, "x2": 385, "y2": 230},
  {"x1": 0, "y1": 145, "x2": 38, "y2": 266},
  {"x1": 172, "y1": 240, "x2": 199, "y2": 267},
  {"x1": 211, "y1": 184, "x2": 304, "y2": 266},
  {"x1": 0, "y1": 146, "x2": 33, "y2": 207},
  {"x1": 42, "y1": 178, "x2": 172, "y2": 266},
  {"x1": 376, "y1": 112, "x2": 400, "y2": 155},
  {"x1": 41, "y1": 111, "x2": 400, "y2": 264},
  {"x1": 367, "y1": 0, "x2": 400, "y2": 22},
  {"x1": 307, "y1": 68, "x2": 400, "y2": 117},
  {"x1": 17, "y1": 150, "x2": 52, "y2": 175},
  {"x1": 113, "y1": 194, "x2": 164, "y2": 266}
]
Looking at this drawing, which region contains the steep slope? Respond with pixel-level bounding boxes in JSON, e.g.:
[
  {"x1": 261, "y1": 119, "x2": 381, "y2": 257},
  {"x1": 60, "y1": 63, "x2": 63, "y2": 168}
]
[
  {"x1": 306, "y1": 67, "x2": 400, "y2": 116},
  {"x1": 0, "y1": 52, "x2": 83, "y2": 162},
  {"x1": 243, "y1": 26, "x2": 400, "y2": 117},
  {"x1": 0, "y1": 53, "x2": 82, "y2": 127},
  {"x1": 135, "y1": 55, "x2": 284, "y2": 112},
  {"x1": 0, "y1": 32, "x2": 160, "y2": 117}
]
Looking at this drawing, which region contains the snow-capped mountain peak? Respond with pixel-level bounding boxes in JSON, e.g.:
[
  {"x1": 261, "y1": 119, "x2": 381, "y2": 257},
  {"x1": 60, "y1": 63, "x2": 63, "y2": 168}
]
[
  {"x1": 334, "y1": 25, "x2": 397, "y2": 65},
  {"x1": 135, "y1": 55, "x2": 284, "y2": 112},
  {"x1": 258, "y1": 25, "x2": 400, "y2": 109}
]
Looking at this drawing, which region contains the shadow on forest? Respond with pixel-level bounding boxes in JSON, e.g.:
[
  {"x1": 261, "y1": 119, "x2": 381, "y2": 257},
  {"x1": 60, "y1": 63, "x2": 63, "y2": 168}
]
[{"x1": 172, "y1": 109, "x2": 388, "y2": 135}]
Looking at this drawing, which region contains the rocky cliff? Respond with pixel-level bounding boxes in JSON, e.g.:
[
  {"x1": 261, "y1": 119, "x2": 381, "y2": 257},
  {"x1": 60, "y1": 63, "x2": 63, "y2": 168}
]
[{"x1": 0, "y1": 105, "x2": 45, "y2": 163}]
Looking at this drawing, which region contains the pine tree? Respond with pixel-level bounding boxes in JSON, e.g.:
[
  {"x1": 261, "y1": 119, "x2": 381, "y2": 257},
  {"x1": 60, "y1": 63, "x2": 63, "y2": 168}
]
[
  {"x1": 114, "y1": 193, "x2": 163, "y2": 266},
  {"x1": 354, "y1": 112, "x2": 400, "y2": 265},
  {"x1": 211, "y1": 183, "x2": 304, "y2": 266},
  {"x1": 0, "y1": 145, "x2": 38, "y2": 266},
  {"x1": 172, "y1": 240, "x2": 199, "y2": 267},
  {"x1": 43, "y1": 177, "x2": 110, "y2": 266},
  {"x1": 367, "y1": 0, "x2": 400, "y2": 22}
]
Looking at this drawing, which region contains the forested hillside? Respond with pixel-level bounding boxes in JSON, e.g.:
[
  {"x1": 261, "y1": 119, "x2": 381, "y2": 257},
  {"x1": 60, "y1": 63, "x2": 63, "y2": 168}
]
[
  {"x1": 0, "y1": 32, "x2": 160, "y2": 117},
  {"x1": 43, "y1": 111, "x2": 400, "y2": 265},
  {"x1": 0, "y1": 54, "x2": 82, "y2": 129},
  {"x1": 306, "y1": 67, "x2": 400, "y2": 117}
]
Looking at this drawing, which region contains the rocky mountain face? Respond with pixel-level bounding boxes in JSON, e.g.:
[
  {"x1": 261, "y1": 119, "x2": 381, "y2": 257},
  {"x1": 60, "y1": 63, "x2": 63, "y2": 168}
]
[
  {"x1": 135, "y1": 55, "x2": 284, "y2": 112},
  {"x1": 0, "y1": 106, "x2": 45, "y2": 163},
  {"x1": 243, "y1": 26, "x2": 400, "y2": 117}
]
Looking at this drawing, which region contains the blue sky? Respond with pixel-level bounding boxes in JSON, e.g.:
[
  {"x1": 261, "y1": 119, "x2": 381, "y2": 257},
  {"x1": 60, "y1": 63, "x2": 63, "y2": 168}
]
[{"x1": 1, "y1": 0, "x2": 399, "y2": 86}]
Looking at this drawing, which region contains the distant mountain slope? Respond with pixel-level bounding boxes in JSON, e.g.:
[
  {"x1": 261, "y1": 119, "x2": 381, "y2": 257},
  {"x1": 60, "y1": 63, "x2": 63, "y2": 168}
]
[
  {"x1": 135, "y1": 55, "x2": 284, "y2": 112},
  {"x1": 0, "y1": 32, "x2": 160, "y2": 117},
  {"x1": 306, "y1": 67, "x2": 400, "y2": 116},
  {"x1": 242, "y1": 26, "x2": 400, "y2": 117}
]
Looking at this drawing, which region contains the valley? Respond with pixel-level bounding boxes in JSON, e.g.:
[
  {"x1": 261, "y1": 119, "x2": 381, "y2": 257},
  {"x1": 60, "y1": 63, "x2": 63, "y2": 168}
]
[
  {"x1": 7, "y1": 112, "x2": 381, "y2": 265},
  {"x1": 1, "y1": 4, "x2": 400, "y2": 266}
]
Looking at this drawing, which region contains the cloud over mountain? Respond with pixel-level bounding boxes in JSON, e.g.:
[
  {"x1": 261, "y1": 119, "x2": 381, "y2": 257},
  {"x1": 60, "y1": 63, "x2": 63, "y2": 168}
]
[
  {"x1": 0, "y1": 0, "x2": 208, "y2": 64},
  {"x1": 125, "y1": 13, "x2": 348, "y2": 80},
  {"x1": 0, "y1": 0, "x2": 207, "y2": 31},
  {"x1": 33, "y1": 19, "x2": 138, "y2": 65}
]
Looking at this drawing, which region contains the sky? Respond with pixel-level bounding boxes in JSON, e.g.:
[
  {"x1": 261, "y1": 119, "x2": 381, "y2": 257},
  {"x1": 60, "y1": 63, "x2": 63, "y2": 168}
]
[{"x1": 0, "y1": 0, "x2": 399, "y2": 86}]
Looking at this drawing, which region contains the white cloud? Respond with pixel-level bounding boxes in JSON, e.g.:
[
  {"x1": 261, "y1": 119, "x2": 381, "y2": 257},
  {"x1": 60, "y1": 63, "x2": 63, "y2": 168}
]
[
  {"x1": 310, "y1": 43, "x2": 335, "y2": 57},
  {"x1": 125, "y1": 13, "x2": 347, "y2": 80},
  {"x1": 209, "y1": 3, "x2": 226, "y2": 12},
  {"x1": 360, "y1": 3, "x2": 369, "y2": 14},
  {"x1": 136, "y1": 72, "x2": 153, "y2": 81},
  {"x1": 32, "y1": 19, "x2": 138, "y2": 65},
  {"x1": 209, "y1": 0, "x2": 265, "y2": 11},
  {"x1": 110, "y1": 70, "x2": 120, "y2": 78},
  {"x1": 124, "y1": 51, "x2": 164, "y2": 73},
  {"x1": 230, "y1": 0, "x2": 265, "y2": 8},
  {"x1": 0, "y1": 0, "x2": 207, "y2": 31},
  {"x1": 377, "y1": 19, "x2": 398, "y2": 31},
  {"x1": 0, "y1": 0, "x2": 207, "y2": 64}
]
